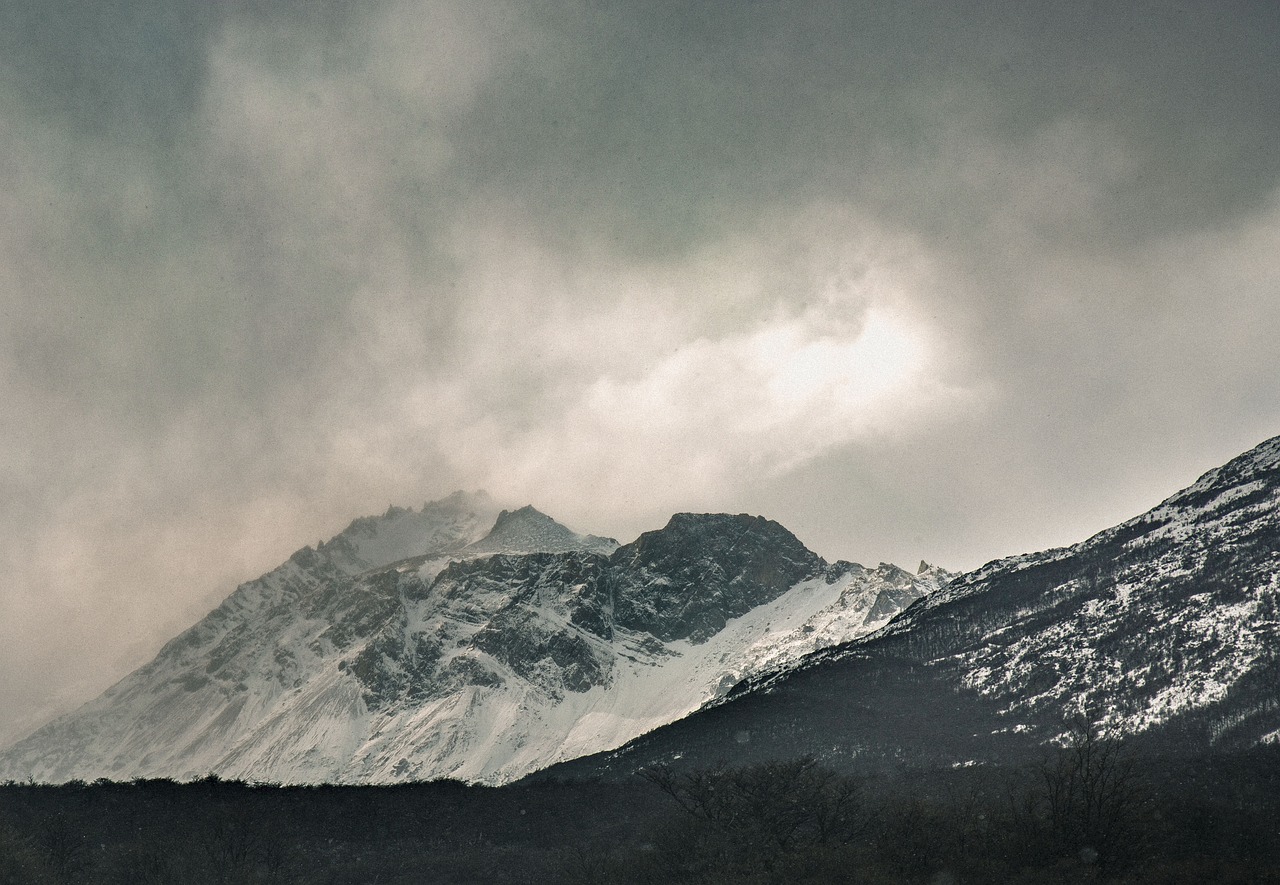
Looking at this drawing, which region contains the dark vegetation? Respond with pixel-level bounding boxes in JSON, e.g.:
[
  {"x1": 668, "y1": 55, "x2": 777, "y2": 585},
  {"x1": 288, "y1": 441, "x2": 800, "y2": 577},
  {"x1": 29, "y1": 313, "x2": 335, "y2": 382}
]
[{"x1": 2, "y1": 733, "x2": 1278, "y2": 884}]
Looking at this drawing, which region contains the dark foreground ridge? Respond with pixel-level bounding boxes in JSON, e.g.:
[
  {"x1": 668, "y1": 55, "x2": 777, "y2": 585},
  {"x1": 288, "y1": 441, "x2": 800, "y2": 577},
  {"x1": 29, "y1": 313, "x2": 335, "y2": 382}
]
[{"x1": 2, "y1": 741, "x2": 1279, "y2": 883}]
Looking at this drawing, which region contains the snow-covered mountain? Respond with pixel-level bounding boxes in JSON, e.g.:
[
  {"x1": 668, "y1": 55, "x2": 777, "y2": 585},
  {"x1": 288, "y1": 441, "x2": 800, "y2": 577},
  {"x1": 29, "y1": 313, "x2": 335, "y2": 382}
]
[
  {"x1": 0, "y1": 499, "x2": 948, "y2": 784},
  {"x1": 544, "y1": 435, "x2": 1280, "y2": 781},
  {"x1": 897, "y1": 432, "x2": 1280, "y2": 746}
]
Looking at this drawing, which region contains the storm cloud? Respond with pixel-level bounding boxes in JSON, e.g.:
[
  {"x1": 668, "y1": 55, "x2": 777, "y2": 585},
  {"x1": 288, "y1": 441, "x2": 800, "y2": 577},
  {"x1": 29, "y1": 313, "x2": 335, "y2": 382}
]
[{"x1": 2, "y1": 0, "x2": 1279, "y2": 743}]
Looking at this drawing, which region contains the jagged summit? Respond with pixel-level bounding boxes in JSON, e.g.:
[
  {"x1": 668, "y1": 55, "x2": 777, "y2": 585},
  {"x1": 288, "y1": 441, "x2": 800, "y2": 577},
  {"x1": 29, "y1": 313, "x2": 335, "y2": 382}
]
[
  {"x1": 316, "y1": 490, "x2": 502, "y2": 575},
  {"x1": 463, "y1": 505, "x2": 618, "y2": 556}
]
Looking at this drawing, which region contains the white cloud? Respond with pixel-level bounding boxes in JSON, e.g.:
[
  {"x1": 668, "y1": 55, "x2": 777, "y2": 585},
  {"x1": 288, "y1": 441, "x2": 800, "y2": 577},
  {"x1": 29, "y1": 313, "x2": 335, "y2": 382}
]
[
  {"x1": 4, "y1": 0, "x2": 1278, "y2": 749},
  {"x1": 373, "y1": 212, "x2": 984, "y2": 518}
]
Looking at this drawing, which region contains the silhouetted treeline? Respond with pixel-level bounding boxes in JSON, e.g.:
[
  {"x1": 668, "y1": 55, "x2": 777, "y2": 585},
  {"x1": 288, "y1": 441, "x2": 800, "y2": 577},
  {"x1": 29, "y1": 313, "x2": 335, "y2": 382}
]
[{"x1": 2, "y1": 743, "x2": 1279, "y2": 883}]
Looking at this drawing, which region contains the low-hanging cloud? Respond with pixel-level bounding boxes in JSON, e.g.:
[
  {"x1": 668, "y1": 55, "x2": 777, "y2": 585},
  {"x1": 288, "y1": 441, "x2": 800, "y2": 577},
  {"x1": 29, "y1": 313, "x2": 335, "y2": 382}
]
[
  {"x1": 396, "y1": 214, "x2": 982, "y2": 521},
  {"x1": 2, "y1": 0, "x2": 1279, "y2": 745}
]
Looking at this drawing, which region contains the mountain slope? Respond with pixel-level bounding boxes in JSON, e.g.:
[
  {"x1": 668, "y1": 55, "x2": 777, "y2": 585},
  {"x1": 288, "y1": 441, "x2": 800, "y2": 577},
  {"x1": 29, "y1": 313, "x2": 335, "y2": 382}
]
[
  {"x1": 543, "y1": 435, "x2": 1280, "y2": 780},
  {"x1": 0, "y1": 504, "x2": 949, "y2": 784},
  {"x1": 0, "y1": 492, "x2": 503, "y2": 783}
]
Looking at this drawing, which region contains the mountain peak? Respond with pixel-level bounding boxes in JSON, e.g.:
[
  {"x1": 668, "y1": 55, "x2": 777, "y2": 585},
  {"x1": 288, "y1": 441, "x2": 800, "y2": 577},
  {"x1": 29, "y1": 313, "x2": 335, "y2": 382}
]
[
  {"x1": 618, "y1": 513, "x2": 824, "y2": 576},
  {"x1": 433, "y1": 489, "x2": 494, "y2": 509},
  {"x1": 464, "y1": 505, "x2": 618, "y2": 556},
  {"x1": 492, "y1": 504, "x2": 552, "y2": 528},
  {"x1": 609, "y1": 513, "x2": 827, "y2": 643},
  {"x1": 636, "y1": 512, "x2": 817, "y2": 550},
  {"x1": 318, "y1": 491, "x2": 503, "y2": 574}
]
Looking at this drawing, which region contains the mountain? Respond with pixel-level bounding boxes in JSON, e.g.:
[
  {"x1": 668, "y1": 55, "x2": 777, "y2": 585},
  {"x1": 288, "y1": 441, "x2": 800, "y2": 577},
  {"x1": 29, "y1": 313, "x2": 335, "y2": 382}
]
[
  {"x1": 461, "y1": 505, "x2": 618, "y2": 556},
  {"x1": 0, "y1": 501, "x2": 949, "y2": 785},
  {"x1": 319, "y1": 490, "x2": 504, "y2": 575},
  {"x1": 541, "y1": 435, "x2": 1280, "y2": 781}
]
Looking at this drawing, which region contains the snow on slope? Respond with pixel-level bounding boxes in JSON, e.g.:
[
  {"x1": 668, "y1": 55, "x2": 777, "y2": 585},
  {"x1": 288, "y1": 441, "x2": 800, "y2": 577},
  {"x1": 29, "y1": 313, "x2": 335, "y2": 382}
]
[
  {"x1": 0, "y1": 503, "x2": 948, "y2": 786},
  {"x1": 311, "y1": 559, "x2": 948, "y2": 784},
  {"x1": 0, "y1": 492, "x2": 501, "y2": 783},
  {"x1": 531, "y1": 437, "x2": 1280, "y2": 785},
  {"x1": 862, "y1": 434, "x2": 1280, "y2": 745}
]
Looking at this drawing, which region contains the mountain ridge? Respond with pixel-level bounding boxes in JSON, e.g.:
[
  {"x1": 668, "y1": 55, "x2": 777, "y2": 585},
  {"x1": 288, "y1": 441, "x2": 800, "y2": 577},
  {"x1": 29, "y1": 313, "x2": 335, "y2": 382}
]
[
  {"x1": 0, "y1": 498, "x2": 948, "y2": 785},
  {"x1": 538, "y1": 434, "x2": 1280, "y2": 782}
]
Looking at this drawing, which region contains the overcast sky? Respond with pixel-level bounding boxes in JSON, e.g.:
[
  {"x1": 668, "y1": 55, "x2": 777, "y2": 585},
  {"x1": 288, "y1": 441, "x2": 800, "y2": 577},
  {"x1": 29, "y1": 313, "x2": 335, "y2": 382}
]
[{"x1": 3, "y1": 0, "x2": 1279, "y2": 744}]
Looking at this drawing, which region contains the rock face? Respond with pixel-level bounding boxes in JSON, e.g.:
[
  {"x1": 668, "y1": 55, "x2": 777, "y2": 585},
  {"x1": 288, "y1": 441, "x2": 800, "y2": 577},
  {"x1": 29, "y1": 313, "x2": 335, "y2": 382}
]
[
  {"x1": 609, "y1": 514, "x2": 826, "y2": 642},
  {"x1": 0, "y1": 499, "x2": 948, "y2": 785},
  {"x1": 544, "y1": 435, "x2": 1280, "y2": 782}
]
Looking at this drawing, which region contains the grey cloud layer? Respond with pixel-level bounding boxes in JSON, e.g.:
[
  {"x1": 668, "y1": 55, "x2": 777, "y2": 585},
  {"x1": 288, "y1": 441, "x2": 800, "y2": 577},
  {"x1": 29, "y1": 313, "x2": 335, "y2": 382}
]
[{"x1": 2, "y1": 0, "x2": 1279, "y2": 742}]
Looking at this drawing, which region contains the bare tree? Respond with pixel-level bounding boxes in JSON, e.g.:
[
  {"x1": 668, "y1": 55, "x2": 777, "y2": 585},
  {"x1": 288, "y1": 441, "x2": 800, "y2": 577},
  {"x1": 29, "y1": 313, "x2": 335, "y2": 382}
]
[
  {"x1": 641, "y1": 756, "x2": 865, "y2": 867},
  {"x1": 1024, "y1": 716, "x2": 1148, "y2": 872},
  {"x1": 36, "y1": 813, "x2": 87, "y2": 882}
]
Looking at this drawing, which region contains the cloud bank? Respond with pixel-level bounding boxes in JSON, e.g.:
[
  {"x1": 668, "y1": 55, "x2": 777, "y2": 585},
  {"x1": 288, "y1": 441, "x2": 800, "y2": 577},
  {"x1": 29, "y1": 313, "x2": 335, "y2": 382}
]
[{"x1": 2, "y1": 0, "x2": 1279, "y2": 742}]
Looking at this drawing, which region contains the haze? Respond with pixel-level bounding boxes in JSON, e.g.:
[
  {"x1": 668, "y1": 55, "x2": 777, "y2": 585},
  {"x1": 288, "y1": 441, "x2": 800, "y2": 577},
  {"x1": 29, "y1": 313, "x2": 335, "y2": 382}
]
[{"x1": 3, "y1": 1, "x2": 1279, "y2": 745}]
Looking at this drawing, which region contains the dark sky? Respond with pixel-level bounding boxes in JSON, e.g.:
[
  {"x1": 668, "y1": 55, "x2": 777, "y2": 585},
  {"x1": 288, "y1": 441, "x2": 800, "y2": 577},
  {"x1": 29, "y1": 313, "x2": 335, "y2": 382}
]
[{"x1": 3, "y1": 0, "x2": 1279, "y2": 742}]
